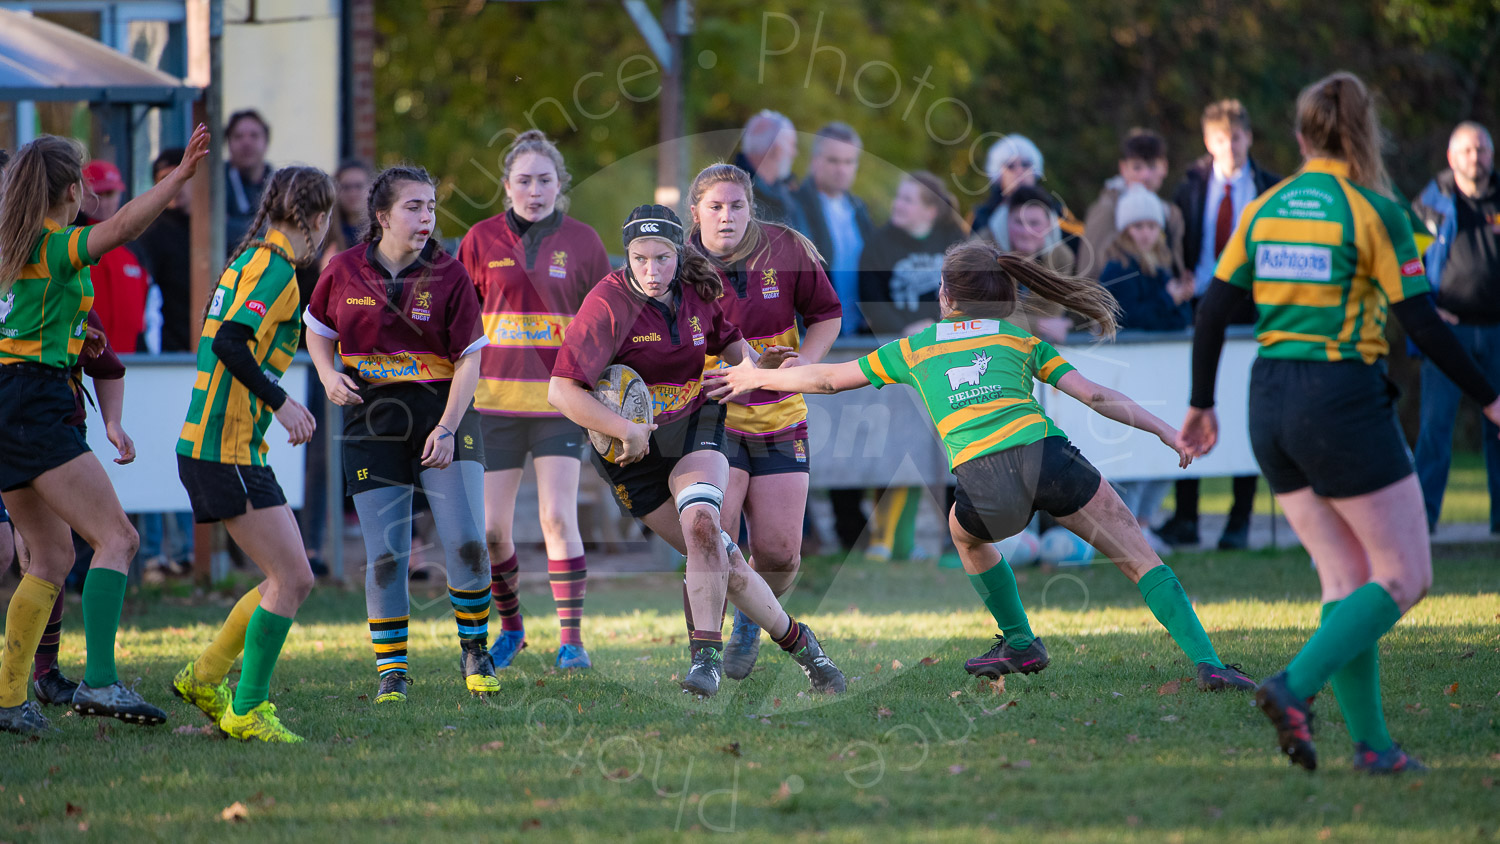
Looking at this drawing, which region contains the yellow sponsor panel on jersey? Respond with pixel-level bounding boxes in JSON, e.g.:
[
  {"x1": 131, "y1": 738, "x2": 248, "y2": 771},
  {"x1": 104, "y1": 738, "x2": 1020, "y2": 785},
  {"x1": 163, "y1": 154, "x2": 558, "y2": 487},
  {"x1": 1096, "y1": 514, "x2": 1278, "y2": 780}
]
[{"x1": 484, "y1": 312, "x2": 572, "y2": 347}]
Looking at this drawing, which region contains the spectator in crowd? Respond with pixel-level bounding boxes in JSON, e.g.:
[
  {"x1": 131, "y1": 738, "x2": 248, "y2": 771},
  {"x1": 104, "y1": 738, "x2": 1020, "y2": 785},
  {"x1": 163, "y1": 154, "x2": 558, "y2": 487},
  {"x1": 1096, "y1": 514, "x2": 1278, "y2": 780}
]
[
  {"x1": 1159, "y1": 99, "x2": 1281, "y2": 550},
  {"x1": 860, "y1": 171, "x2": 969, "y2": 336},
  {"x1": 1413, "y1": 121, "x2": 1500, "y2": 534},
  {"x1": 1081, "y1": 129, "x2": 1185, "y2": 280},
  {"x1": 1099, "y1": 185, "x2": 1192, "y2": 554},
  {"x1": 970, "y1": 135, "x2": 1081, "y2": 248},
  {"x1": 321, "y1": 158, "x2": 373, "y2": 267},
  {"x1": 224, "y1": 109, "x2": 273, "y2": 254},
  {"x1": 130, "y1": 148, "x2": 195, "y2": 578},
  {"x1": 857, "y1": 171, "x2": 969, "y2": 563},
  {"x1": 980, "y1": 184, "x2": 1077, "y2": 344},
  {"x1": 795, "y1": 123, "x2": 874, "y2": 335},
  {"x1": 75, "y1": 161, "x2": 150, "y2": 353},
  {"x1": 732, "y1": 110, "x2": 807, "y2": 232},
  {"x1": 134, "y1": 148, "x2": 192, "y2": 353}
]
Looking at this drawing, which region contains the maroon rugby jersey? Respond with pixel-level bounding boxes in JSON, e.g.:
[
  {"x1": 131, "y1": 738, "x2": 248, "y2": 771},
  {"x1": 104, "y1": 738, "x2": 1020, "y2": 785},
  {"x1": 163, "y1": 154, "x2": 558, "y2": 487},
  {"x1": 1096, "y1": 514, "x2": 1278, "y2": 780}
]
[
  {"x1": 306, "y1": 240, "x2": 486, "y2": 385},
  {"x1": 458, "y1": 210, "x2": 610, "y2": 417},
  {"x1": 694, "y1": 225, "x2": 841, "y2": 442},
  {"x1": 552, "y1": 270, "x2": 741, "y2": 426}
]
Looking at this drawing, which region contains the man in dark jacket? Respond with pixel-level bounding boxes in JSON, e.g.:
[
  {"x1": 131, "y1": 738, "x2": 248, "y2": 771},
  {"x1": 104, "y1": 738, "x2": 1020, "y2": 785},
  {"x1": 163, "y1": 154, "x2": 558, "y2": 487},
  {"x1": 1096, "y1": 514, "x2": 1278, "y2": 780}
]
[
  {"x1": 1161, "y1": 99, "x2": 1282, "y2": 550},
  {"x1": 1412, "y1": 121, "x2": 1500, "y2": 533},
  {"x1": 793, "y1": 122, "x2": 874, "y2": 336},
  {"x1": 732, "y1": 110, "x2": 806, "y2": 233}
]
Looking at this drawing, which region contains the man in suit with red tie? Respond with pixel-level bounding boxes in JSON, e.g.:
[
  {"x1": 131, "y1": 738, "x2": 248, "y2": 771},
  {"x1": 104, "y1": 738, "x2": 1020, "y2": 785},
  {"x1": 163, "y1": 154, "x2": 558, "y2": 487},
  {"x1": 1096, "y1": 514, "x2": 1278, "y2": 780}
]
[{"x1": 1160, "y1": 99, "x2": 1282, "y2": 550}]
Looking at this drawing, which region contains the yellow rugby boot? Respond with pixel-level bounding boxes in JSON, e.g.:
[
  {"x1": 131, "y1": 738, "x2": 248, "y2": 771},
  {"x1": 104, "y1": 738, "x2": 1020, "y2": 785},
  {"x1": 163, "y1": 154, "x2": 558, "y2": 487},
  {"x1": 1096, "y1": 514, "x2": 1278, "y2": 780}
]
[
  {"x1": 171, "y1": 661, "x2": 231, "y2": 722},
  {"x1": 218, "y1": 700, "x2": 303, "y2": 743},
  {"x1": 461, "y1": 647, "x2": 500, "y2": 695}
]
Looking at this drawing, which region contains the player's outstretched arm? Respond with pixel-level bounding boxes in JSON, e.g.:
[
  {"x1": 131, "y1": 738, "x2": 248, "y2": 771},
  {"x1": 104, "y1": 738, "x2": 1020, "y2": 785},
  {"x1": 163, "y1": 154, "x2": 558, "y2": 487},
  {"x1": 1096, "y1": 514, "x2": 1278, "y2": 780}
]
[
  {"x1": 1055, "y1": 370, "x2": 1192, "y2": 469},
  {"x1": 87, "y1": 124, "x2": 209, "y2": 260},
  {"x1": 705, "y1": 358, "x2": 868, "y2": 403}
]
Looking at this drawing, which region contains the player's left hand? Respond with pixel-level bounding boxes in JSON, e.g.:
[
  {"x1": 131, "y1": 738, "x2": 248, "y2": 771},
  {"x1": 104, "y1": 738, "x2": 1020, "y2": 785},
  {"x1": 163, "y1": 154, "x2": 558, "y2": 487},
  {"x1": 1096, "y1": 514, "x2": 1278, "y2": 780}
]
[
  {"x1": 106, "y1": 421, "x2": 135, "y2": 464},
  {"x1": 421, "y1": 426, "x2": 456, "y2": 469},
  {"x1": 757, "y1": 345, "x2": 798, "y2": 369},
  {"x1": 704, "y1": 358, "x2": 758, "y2": 402},
  {"x1": 1178, "y1": 407, "x2": 1218, "y2": 458}
]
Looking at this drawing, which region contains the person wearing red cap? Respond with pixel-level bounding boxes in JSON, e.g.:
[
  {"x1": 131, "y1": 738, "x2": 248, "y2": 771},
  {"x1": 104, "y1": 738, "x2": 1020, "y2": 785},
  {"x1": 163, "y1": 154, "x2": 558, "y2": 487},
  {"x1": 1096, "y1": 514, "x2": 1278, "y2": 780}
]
[{"x1": 76, "y1": 160, "x2": 150, "y2": 353}]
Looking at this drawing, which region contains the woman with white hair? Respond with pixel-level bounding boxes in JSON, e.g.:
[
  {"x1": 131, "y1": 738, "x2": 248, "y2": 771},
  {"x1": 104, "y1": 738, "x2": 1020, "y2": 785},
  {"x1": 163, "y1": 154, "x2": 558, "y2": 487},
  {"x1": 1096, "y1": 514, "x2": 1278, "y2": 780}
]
[{"x1": 971, "y1": 135, "x2": 1081, "y2": 249}]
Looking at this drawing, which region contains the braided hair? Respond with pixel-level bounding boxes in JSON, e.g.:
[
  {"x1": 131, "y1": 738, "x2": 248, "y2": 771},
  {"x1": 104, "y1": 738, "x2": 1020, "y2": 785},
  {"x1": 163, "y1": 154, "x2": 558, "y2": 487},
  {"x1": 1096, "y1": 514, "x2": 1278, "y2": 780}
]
[
  {"x1": 365, "y1": 165, "x2": 437, "y2": 244},
  {"x1": 211, "y1": 165, "x2": 335, "y2": 316}
]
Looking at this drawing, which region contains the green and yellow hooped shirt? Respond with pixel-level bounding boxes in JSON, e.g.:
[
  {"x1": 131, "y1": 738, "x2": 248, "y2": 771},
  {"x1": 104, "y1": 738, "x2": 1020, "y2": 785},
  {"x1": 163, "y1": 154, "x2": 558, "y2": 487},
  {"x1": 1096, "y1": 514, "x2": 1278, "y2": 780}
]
[
  {"x1": 1214, "y1": 158, "x2": 1431, "y2": 364},
  {"x1": 177, "y1": 230, "x2": 304, "y2": 466},
  {"x1": 0, "y1": 219, "x2": 97, "y2": 369},
  {"x1": 859, "y1": 317, "x2": 1075, "y2": 471}
]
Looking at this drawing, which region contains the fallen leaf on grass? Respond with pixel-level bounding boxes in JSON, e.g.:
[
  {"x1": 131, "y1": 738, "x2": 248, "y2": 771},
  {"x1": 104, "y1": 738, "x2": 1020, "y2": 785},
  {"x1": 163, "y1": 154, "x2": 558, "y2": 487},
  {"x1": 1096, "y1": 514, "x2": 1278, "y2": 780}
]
[
  {"x1": 948, "y1": 765, "x2": 965, "y2": 775},
  {"x1": 1318, "y1": 827, "x2": 1332, "y2": 840},
  {"x1": 1443, "y1": 682, "x2": 1458, "y2": 696},
  {"x1": 773, "y1": 698, "x2": 782, "y2": 709},
  {"x1": 1459, "y1": 650, "x2": 1475, "y2": 659},
  {"x1": 984, "y1": 677, "x2": 1006, "y2": 695},
  {"x1": 920, "y1": 657, "x2": 940, "y2": 666},
  {"x1": 1157, "y1": 679, "x2": 1183, "y2": 696},
  {"x1": 891, "y1": 659, "x2": 904, "y2": 670},
  {"x1": 532, "y1": 798, "x2": 557, "y2": 809},
  {"x1": 876, "y1": 707, "x2": 894, "y2": 719},
  {"x1": 1481, "y1": 778, "x2": 1494, "y2": 789},
  {"x1": 1002, "y1": 759, "x2": 1032, "y2": 769},
  {"x1": 535, "y1": 680, "x2": 546, "y2": 687},
  {"x1": 220, "y1": 802, "x2": 249, "y2": 822},
  {"x1": 65, "y1": 802, "x2": 83, "y2": 817},
  {"x1": 482, "y1": 741, "x2": 504, "y2": 751},
  {"x1": 521, "y1": 818, "x2": 542, "y2": 830},
  {"x1": 949, "y1": 690, "x2": 962, "y2": 699},
  {"x1": 720, "y1": 742, "x2": 741, "y2": 757},
  {"x1": 772, "y1": 781, "x2": 795, "y2": 804},
  {"x1": 77, "y1": 821, "x2": 90, "y2": 832}
]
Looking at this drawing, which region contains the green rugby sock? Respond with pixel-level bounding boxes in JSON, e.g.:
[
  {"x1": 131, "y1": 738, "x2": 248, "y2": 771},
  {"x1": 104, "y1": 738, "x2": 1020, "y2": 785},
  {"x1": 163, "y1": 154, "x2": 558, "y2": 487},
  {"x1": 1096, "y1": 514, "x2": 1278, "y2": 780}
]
[
  {"x1": 1285, "y1": 582, "x2": 1402, "y2": 701},
  {"x1": 968, "y1": 561, "x2": 1034, "y2": 651},
  {"x1": 1137, "y1": 565, "x2": 1222, "y2": 668},
  {"x1": 81, "y1": 568, "x2": 128, "y2": 688},
  {"x1": 232, "y1": 607, "x2": 294, "y2": 717},
  {"x1": 1316, "y1": 599, "x2": 1394, "y2": 751}
]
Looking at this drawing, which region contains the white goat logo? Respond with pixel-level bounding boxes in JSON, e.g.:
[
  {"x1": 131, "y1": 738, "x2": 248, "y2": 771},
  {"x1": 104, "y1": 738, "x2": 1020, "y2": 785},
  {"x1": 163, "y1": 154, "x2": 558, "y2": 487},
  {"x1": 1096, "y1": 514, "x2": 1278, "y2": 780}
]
[
  {"x1": 945, "y1": 351, "x2": 991, "y2": 390},
  {"x1": 0, "y1": 291, "x2": 13, "y2": 323}
]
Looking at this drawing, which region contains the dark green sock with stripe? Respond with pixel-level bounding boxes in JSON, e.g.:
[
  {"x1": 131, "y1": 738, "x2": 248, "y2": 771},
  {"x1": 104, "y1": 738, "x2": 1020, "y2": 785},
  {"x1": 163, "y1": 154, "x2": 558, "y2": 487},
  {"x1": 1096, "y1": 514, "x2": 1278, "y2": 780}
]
[
  {"x1": 1137, "y1": 565, "x2": 1222, "y2": 668},
  {"x1": 81, "y1": 568, "x2": 128, "y2": 688},
  {"x1": 232, "y1": 606, "x2": 293, "y2": 716},
  {"x1": 1317, "y1": 599, "x2": 1394, "y2": 751},
  {"x1": 968, "y1": 560, "x2": 1034, "y2": 651}
]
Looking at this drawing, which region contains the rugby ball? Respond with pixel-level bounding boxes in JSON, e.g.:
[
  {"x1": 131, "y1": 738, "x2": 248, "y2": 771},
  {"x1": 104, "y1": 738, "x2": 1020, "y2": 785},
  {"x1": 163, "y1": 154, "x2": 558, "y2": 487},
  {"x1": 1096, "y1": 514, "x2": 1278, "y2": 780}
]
[
  {"x1": 1039, "y1": 527, "x2": 1096, "y2": 566},
  {"x1": 997, "y1": 530, "x2": 1041, "y2": 567},
  {"x1": 588, "y1": 364, "x2": 653, "y2": 464}
]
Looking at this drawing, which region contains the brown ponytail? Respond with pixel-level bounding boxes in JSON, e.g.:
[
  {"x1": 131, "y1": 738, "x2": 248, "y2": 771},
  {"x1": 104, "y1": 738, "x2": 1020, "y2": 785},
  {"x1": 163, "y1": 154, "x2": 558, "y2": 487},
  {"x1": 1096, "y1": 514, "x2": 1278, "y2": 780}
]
[
  {"x1": 0, "y1": 135, "x2": 85, "y2": 295},
  {"x1": 1295, "y1": 71, "x2": 1392, "y2": 196},
  {"x1": 211, "y1": 165, "x2": 335, "y2": 317},
  {"x1": 677, "y1": 245, "x2": 724, "y2": 302},
  {"x1": 940, "y1": 241, "x2": 1120, "y2": 338}
]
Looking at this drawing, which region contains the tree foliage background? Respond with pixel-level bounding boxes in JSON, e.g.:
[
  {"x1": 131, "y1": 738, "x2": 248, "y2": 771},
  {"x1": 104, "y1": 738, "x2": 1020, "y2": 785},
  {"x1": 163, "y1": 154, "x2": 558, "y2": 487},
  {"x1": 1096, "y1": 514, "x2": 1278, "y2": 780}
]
[{"x1": 376, "y1": 0, "x2": 1499, "y2": 241}]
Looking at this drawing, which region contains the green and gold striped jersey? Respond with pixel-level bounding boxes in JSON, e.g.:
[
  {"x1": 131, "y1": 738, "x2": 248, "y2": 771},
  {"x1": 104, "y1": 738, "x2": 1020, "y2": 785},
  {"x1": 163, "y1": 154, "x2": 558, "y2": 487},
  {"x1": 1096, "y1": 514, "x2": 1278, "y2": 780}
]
[
  {"x1": 0, "y1": 220, "x2": 98, "y2": 369},
  {"x1": 1215, "y1": 158, "x2": 1430, "y2": 364},
  {"x1": 177, "y1": 231, "x2": 303, "y2": 466},
  {"x1": 858, "y1": 317, "x2": 1075, "y2": 470}
]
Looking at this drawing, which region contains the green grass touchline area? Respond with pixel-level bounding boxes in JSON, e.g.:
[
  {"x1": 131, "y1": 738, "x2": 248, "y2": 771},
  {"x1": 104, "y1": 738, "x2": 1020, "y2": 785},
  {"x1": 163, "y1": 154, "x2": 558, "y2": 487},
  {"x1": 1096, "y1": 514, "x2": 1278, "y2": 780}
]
[{"x1": 3, "y1": 549, "x2": 1497, "y2": 842}]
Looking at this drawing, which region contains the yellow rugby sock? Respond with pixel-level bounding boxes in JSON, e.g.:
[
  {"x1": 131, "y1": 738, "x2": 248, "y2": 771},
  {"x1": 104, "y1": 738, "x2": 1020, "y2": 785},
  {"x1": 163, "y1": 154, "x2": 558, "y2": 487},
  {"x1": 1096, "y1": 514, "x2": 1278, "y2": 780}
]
[
  {"x1": 1, "y1": 575, "x2": 62, "y2": 707},
  {"x1": 193, "y1": 585, "x2": 261, "y2": 684}
]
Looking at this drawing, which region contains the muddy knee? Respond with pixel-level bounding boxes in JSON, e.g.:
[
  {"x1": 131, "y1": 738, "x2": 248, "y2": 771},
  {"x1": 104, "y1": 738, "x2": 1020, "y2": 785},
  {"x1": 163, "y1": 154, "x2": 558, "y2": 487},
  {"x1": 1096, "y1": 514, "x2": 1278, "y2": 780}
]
[{"x1": 369, "y1": 552, "x2": 404, "y2": 589}]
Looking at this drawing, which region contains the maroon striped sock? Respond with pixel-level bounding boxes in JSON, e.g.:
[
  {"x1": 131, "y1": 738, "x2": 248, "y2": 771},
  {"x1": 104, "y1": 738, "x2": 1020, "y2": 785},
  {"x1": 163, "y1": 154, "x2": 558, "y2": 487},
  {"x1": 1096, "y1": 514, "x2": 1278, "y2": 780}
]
[
  {"x1": 547, "y1": 555, "x2": 586, "y2": 646},
  {"x1": 772, "y1": 613, "x2": 805, "y2": 653},
  {"x1": 490, "y1": 553, "x2": 523, "y2": 633},
  {"x1": 690, "y1": 630, "x2": 723, "y2": 653},
  {"x1": 31, "y1": 591, "x2": 65, "y2": 680}
]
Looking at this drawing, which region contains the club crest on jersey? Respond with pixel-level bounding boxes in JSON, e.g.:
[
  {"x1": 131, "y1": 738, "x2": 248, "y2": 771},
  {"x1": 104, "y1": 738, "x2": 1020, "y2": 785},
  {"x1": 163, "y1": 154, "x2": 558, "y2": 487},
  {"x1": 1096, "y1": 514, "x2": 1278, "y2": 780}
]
[
  {"x1": 488, "y1": 258, "x2": 517, "y2": 268},
  {"x1": 412, "y1": 289, "x2": 433, "y2": 322},
  {"x1": 549, "y1": 250, "x2": 568, "y2": 278},
  {"x1": 760, "y1": 268, "x2": 779, "y2": 299},
  {"x1": 689, "y1": 315, "x2": 705, "y2": 346},
  {"x1": 945, "y1": 351, "x2": 991, "y2": 390}
]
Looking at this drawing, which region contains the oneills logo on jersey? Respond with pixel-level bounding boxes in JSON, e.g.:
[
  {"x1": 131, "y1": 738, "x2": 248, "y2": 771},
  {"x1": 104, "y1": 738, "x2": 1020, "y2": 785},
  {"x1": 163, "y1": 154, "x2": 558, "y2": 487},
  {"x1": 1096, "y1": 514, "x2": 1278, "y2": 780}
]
[
  {"x1": 631, "y1": 332, "x2": 661, "y2": 343},
  {"x1": 346, "y1": 296, "x2": 378, "y2": 306},
  {"x1": 549, "y1": 250, "x2": 568, "y2": 278},
  {"x1": 760, "y1": 268, "x2": 780, "y2": 299},
  {"x1": 689, "y1": 315, "x2": 705, "y2": 346},
  {"x1": 488, "y1": 258, "x2": 517, "y2": 268}
]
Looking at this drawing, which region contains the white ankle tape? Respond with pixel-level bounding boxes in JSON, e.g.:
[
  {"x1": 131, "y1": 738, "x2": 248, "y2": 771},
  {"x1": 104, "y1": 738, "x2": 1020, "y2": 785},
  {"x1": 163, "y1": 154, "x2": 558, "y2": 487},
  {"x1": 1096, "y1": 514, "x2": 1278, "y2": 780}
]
[{"x1": 719, "y1": 529, "x2": 739, "y2": 558}]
